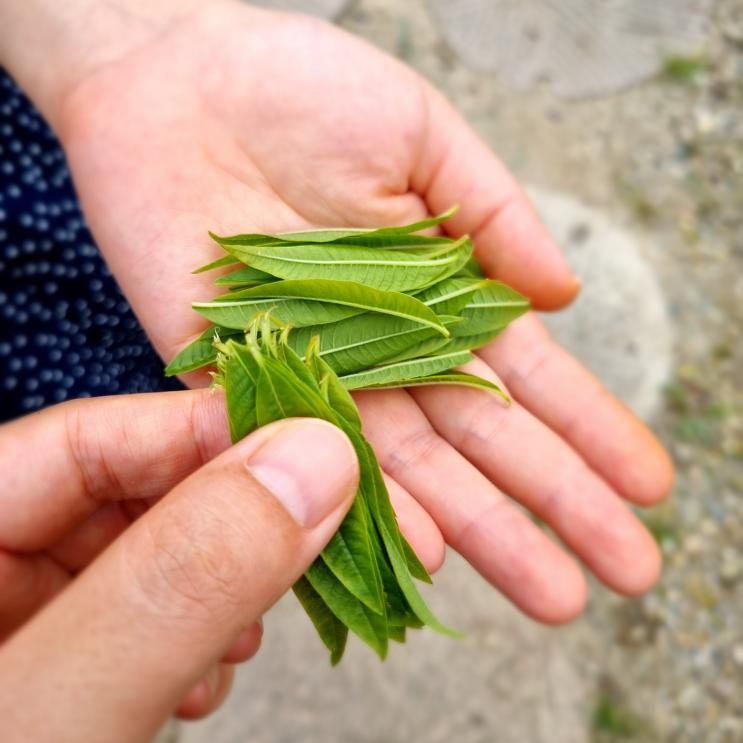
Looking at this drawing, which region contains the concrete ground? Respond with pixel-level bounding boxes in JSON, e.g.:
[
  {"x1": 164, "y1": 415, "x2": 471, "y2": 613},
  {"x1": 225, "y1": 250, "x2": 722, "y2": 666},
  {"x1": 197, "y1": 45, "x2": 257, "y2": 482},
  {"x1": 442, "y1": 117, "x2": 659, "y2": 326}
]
[
  {"x1": 180, "y1": 552, "x2": 588, "y2": 743},
  {"x1": 165, "y1": 1, "x2": 743, "y2": 741}
]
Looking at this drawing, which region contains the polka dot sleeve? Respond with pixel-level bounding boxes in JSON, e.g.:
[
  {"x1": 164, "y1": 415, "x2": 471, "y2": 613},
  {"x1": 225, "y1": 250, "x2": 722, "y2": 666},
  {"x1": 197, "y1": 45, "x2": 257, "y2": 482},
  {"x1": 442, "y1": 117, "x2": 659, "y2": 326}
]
[{"x1": 0, "y1": 72, "x2": 182, "y2": 422}]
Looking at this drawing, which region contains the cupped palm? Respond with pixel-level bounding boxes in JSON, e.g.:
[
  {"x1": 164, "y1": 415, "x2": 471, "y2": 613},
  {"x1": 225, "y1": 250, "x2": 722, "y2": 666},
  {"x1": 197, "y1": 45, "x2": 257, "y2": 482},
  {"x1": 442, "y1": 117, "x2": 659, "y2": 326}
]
[{"x1": 56, "y1": 1, "x2": 673, "y2": 622}]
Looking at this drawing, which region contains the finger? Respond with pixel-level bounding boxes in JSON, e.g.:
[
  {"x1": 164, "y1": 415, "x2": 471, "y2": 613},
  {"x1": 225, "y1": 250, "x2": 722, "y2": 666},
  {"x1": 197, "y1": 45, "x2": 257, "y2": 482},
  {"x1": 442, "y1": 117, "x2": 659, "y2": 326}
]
[
  {"x1": 220, "y1": 621, "x2": 263, "y2": 664},
  {"x1": 413, "y1": 88, "x2": 579, "y2": 310},
  {"x1": 0, "y1": 418, "x2": 358, "y2": 743},
  {"x1": 176, "y1": 664, "x2": 235, "y2": 721},
  {"x1": 0, "y1": 550, "x2": 69, "y2": 641},
  {"x1": 50, "y1": 474, "x2": 447, "y2": 578},
  {"x1": 7, "y1": 477, "x2": 445, "y2": 639},
  {"x1": 355, "y1": 389, "x2": 587, "y2": 624},
  {"x1": 2, "y1": 501, "x2": 159, "y2": 639},
  {"x1": 410, "y1": 357, "x2": 661, "y2": 596},
  {"x1": 479, "y1": 314, "x2": 675, "y2": 505},
  {"x1": 0, "y1": 389, "x2": 231, "y2": 552},
  {"x1": 3, "y1": 516, "x2": 263, "y2": 646},
  {"x1": 385, "y1": 474, "x2": 445, "y2": 574},
  {"x1": 48, "y1": 501, "x2": 151, "y2": 573}
]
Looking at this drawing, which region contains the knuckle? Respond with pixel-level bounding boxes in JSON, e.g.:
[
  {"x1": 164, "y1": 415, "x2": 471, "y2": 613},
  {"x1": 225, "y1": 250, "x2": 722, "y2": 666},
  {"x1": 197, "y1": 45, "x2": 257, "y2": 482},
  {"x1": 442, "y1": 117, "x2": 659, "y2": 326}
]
[
  {"x1": 451, "y1": 497, "x2": 508, "y2": 552},
  {"x1": 384, "y1": 426, "x2": 444, "y2": 479},
  {"x1": 558, "y1": 380, "x2": 603, "y2": 444},
  {"x1": 455, "y1": 396, "x2": 509, "y2": 453},
  {"x1": 470, "y1": 194, "x2": 516, "y2": 243},
  {"x1": 536, "y1": 461, "x2": 590, "y2": 528},
  {"x1": 501, "y1": 341, "x2": 553, "y2": 390},
  {"x1": 62, "y1": 399, "x2": 124, "y2": 504}
]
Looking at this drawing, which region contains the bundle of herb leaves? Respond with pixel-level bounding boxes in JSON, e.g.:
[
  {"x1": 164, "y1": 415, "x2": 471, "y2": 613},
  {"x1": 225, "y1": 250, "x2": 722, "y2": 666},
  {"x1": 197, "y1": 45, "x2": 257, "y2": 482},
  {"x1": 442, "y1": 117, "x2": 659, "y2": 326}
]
[{"x1": 166, "y1": 208, "x2": 530, "y2": 663}]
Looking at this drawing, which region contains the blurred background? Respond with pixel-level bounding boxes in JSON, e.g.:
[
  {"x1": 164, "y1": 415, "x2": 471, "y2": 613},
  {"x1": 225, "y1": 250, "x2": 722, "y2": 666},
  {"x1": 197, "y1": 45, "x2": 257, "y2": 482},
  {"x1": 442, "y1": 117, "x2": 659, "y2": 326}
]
[{"x1": 174, "y1": 0, "x2": 739, "y2": 740}]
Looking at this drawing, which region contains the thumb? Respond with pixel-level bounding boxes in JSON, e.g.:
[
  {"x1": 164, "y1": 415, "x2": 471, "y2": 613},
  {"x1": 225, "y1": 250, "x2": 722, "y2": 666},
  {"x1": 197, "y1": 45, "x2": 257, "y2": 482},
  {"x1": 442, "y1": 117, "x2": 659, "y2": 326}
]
[
  {"x1": 0, "y1": 417, "x2": 358, "y2": 743},
  {"x1": 415, "y1": 88, "x2": 580, "y2": 310}
]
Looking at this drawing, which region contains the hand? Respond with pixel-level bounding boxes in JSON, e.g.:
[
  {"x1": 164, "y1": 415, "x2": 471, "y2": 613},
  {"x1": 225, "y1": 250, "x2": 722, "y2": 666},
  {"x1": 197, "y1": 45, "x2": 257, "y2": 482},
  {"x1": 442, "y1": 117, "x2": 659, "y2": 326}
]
[
  {"x1": 0, "y1": 391, "x2": 359, "y2": 742},
  {"x1": 0, "y1": 0, "x2": 673, "y2": 624}
]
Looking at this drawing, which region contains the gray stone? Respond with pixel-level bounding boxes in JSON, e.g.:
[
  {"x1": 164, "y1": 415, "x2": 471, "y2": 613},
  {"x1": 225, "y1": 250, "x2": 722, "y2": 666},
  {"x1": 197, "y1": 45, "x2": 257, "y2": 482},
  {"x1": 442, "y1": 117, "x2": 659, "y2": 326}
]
[
  {"x1": 719, "y1": 548, "x2": 742, "y2": 586},
  {"x1": 428, "y1": 0, "x2": 713, "y2": 98},
  {"x1": 152, "y1": 719, "x2": 180, "y2": 743},
  {"x1": 530, "y1": 187, "x2": 673, "y2": 420},
  {"x1": 246, "y1": 0, "x2": 349, "y2": 20},
  {"x1": 180, "y1": 552, "x2": 589, "y2": 743}
]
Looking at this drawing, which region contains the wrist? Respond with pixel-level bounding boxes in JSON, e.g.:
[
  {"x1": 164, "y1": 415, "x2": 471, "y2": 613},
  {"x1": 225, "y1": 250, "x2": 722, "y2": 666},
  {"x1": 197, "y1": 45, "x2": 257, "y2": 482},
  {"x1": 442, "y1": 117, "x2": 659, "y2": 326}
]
[{"x1": 0, "y1": 0, "x2": 211, "y2": 131}]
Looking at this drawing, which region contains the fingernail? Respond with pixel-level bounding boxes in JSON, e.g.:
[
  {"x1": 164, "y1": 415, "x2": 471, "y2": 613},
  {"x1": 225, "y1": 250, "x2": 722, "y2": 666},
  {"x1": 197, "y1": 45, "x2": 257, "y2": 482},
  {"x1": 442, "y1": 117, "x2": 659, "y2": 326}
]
[{"x1": 245, "y1": 419, "x2": 358, "y2": 528}]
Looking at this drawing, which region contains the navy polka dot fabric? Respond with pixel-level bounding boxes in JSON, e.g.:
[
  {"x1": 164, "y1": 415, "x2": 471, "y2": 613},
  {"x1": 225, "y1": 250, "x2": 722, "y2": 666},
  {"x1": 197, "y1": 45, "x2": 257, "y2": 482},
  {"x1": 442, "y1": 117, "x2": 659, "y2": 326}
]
[{"x1": 0, "y1": 71, "x2": 182, "y2": 422}]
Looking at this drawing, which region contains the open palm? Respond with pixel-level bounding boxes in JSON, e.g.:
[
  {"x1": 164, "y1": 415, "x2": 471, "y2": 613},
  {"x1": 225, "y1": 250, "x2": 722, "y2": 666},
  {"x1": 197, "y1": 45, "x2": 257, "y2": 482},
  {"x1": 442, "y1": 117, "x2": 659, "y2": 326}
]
[{"x1": 54, "y1": 1, "x2": 672, "y2": 623}]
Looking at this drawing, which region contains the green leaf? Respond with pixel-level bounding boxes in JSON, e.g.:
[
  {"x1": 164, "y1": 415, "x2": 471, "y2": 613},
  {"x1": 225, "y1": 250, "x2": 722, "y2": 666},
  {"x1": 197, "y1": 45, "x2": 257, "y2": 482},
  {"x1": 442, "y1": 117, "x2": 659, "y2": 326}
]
[
  {"x1": 252, "y1": 355, "x2": 387, "y2": 615},
  {"x1": 192, "y1": 254, "x2": 239, "y2": 274},
  {"x1": 321, "y1": 500, "x2": 386, "y2": 614},
  {"x1": 331, "y1": 234, "x2": 456, "y2": 250},
  {"x1": 436, "y1": 329, "x2": 506, "y2": 353},
  {"x1": 418, "y1": 239, "x2": 475, "y2": 289},
  {"x1": 275, "y1": 334, "x2": 326, "y2": 393},
  {"x1": 377, "y1": 515, "x2": 458, "y2": 636},
  {"x1": 286, "y1": 313, "x2": 447, "y2": 376},
  {"x1": 417, "y1": 277, "x2": 490, "y2": 315},
  {"x1": 304, "y1": 338, "x2": 363, "y2": 429},
  {"x1": 376, "y1": 546, "x2": 424, "y2": 629},
  {"x1": 254, "y1": 359, "x2": 328, "y2": 424},
  {"x1": 258, "y1": 228, "x2": 373, "y2": 244},
  {"x1": 357, "y1": 370, "x2": 510, "y2": 402},
  {"x1": 193, "y1": 296, "x2": 361, "y2": 330},
  {"x1": 212, "y1": 206, "x2": 458, "y2": 245},
  {"x1": 218, "y1": 340, "x2": 262, "y2": 441},
  {"x1": 453, "y1": 254, "x2": 486, "y2": 278},
  {"x1": 220, "y1": 329, "x2": 454, "y2": 655},
  {"x1": 293, "y1": 576, "x2": 348, "y2": 665},
  {"x1": 174, "y1": 210, "x2": 533, "y2": 661},
  {"x1": 207, "y1": 233, "x2": 286, "y2": 249},
  {"x1": 375, "y1": 316, "x2": 461, "y2": 365},
  {"x1": 214, "y1": 239, "x2": 470, "y2": 293},
  {"x1": 350, "y1": 367, "x2": 506, "y2": 395},
  {"x1": 358, "y1": 441, "x2": 456, "y2": 635},
  {"x1": 214, "y1": 266, "x2": 276, "y2": 286},
  {"x1": 199, "y1": 311, "x2": 458, "y2": 659},
  {"x1": 305, "y1": 559, "x2": 389, "y2": 660},
  {"x1": 339, "y1": 350, "x2": 473, "y2": 391},
  {"x1": 370, "y1": 205, "x2": 458, "y2": 236},
  {"x1": 375, "y1": 336, "x2": 450, "y2": 365},
  {"x1": 340, "y1": 434, "x2": 428, "y2": 638},
  {"x1": 453, "y1": 281, "x2": 530, "y2": 336},
  {"x1": 194, "y1": 280, "x2": 449, "y2": 334},
  {"x1": 402, "y1": 536, "x2": 432, "y2": 584},
  {"x1": 164, "y1": 326, "x2": 240, "y2": 376},
  {"x1": 347, "y1": 438, "x2": 411, "y2": 593}
]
